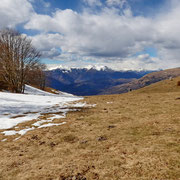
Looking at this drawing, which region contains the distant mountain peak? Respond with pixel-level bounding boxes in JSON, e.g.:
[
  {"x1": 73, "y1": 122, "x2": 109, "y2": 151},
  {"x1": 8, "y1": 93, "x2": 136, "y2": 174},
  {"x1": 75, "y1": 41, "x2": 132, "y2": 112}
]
[
  {"x1": 47, "y1": 65, "x2": 111, "y2": 72},
  {"x1": 84, "y1": 65, "x2": 109, "y2": 71}
]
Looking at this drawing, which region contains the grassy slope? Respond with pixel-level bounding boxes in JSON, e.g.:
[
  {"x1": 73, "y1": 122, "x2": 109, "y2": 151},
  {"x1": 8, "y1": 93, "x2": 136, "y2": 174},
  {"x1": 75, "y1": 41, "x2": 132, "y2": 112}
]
[
  {"x1": 0, "y1": 78, "x2": 180, "y2": 180},
  {"x1": 103, "y1": 67, "x2": 180, "y2": 95}
]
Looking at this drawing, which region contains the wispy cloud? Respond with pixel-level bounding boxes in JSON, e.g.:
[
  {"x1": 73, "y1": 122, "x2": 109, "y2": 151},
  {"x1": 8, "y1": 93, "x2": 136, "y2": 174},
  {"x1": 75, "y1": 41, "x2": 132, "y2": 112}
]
[
  {"x1": 106, "y1": 0, "x2": 127, "y2": 8},
  {"x1": 83, "y1": 0, "x2": 102, "y2": 7}
]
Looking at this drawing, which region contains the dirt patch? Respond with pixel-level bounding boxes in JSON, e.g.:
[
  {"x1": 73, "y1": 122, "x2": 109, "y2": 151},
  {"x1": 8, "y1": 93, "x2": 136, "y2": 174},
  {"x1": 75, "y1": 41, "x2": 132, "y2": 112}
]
[{"x1": 10, "y1": 115, "x2": 26, "y2": 119}]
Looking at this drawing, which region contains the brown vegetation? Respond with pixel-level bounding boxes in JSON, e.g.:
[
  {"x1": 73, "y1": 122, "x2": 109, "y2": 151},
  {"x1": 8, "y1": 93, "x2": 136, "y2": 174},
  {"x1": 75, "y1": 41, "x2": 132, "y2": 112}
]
[
  {"x1": 0, "y1": 77, "x2": 180, "y2": 179},
  {"x1": 0, "y1": 28, "x2": 45, "y2": 93},
  {"x1": 177, "y1": 81, "x2": 180, "y2": 86},
  {"x1": 26, "y1": 63, "x2": 46, "y2": 90}
]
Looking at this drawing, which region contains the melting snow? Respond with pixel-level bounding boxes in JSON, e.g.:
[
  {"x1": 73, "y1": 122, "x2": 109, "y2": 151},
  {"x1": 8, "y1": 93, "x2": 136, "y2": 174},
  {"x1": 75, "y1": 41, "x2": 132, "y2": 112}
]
[
  {"x1": 38, "y1": 122, "x2": 66, "y2": 129},
  {"x1": 107, "y1": 102, "x2": 113, "y2": 104},
  {"x1": 2, "y1": 127, "x2": 35, "y2": 136},
  {"x1": 0, "y1": 85, "x2": 84, "y2": 140}
]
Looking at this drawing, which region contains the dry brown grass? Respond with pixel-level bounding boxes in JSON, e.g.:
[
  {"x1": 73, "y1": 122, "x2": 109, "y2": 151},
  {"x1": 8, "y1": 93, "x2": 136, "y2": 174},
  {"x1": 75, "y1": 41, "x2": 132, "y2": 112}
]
[
  {"x1": 0, "y1": 77, "x2": 180, "y2": 180},
  {"x1": 10, "y1": 115, "x2": 26, "y2": 119}
]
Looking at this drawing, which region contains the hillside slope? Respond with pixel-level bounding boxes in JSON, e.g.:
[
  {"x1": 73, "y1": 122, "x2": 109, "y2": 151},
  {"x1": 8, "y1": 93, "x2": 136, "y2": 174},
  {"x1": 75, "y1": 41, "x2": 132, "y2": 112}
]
[
  {"x1": 102, "y1": 67, "x2": 180, "y2": 94},
  {"x1": 0, "y1": 78, "x2": 180, "y2": 179}
]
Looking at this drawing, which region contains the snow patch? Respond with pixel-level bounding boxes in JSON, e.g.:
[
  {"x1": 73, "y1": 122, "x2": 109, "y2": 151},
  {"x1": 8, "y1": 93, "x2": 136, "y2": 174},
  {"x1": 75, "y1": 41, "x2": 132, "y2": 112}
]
[
  {"x1": 0, "y1": 90, "x2": 82, "y2": 130},
  {"x1": 0, "y1": 85, "x2": 85, "y2": 140},
  {"x1": 107, "y1": 102, "x2": 113, "y2": 104},
  {"x1": 38, "y1": 122, "x2": 66, "y2": 128},
  {"x1": 2, "y1": 127, "x2": 35, "y2": 136}
]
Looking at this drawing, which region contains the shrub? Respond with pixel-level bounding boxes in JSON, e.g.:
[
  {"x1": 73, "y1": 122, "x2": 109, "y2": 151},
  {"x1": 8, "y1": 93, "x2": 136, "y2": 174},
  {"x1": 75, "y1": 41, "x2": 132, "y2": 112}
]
[{"x1": 177, "y1": 81, "x2": 180, "y2": 86}]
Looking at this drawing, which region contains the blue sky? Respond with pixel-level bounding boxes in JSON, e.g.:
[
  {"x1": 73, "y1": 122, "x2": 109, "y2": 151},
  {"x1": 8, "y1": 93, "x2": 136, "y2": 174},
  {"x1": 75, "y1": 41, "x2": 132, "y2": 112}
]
[
  {"x1": 34, "y1": 0, "x2": 167, "y2": 16},
  {"x1": 0, "y1": 0, "x2": 180, "y2": 70}
]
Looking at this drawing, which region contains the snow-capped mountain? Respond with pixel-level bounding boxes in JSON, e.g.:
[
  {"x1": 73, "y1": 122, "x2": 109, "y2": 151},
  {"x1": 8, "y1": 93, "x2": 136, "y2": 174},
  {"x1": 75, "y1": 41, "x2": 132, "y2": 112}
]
[
  {"x1": 45, "y1": 67, "x2": 152, "y2": 96},
  {"x1": 47, "y1": 64, "x2": 111, "y2": 71}
]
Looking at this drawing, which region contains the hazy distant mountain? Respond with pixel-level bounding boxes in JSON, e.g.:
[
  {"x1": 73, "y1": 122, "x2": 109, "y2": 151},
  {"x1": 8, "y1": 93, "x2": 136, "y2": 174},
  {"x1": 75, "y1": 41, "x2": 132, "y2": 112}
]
[
  {"x1": 102, "y1": 67, "x2": 180, "y2": 95},
  {"x1": 45, "y1": 66, "x2": 152, "y2": 96}
]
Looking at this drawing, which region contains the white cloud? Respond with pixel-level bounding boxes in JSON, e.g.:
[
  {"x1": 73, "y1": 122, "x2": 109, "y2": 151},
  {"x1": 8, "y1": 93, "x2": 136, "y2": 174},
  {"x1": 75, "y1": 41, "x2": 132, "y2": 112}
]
[
  {"x1": 106, "y1": 0, "x2": 127, "y2": 8},
  {"x1": 153, "y1": 3, "x2": 180, "y2": 64},
  {"x1": 31, "y1": 0, "x2": 51, "y2": 10},
  {"x1": 83, "y1": 0, "x2": 102, "y2": 7},
  {"x1": 9, "y1": 0, "x2": 180, "y2": 70},
  {"x1": 45, "y1": 55, "x2": 162, "y2": 71},
  {"x1": 26, "y1": 8, "x2": 154, "y2": 58},
  {"x1": 43, "y1": 1, "x2": 50, "y2": 8},
  {"x1": 0, "y1": 0, "x2": 34, "y2": 28},
  {"x1": 30, "y1": 33, "x2": 64, "y2": 58}
]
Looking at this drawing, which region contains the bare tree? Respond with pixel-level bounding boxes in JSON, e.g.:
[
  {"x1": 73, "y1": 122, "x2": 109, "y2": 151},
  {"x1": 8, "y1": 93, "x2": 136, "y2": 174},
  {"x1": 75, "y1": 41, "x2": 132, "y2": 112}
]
[
  {"x1": 26, "y1": 63, "x2": 47, "y2": 90},
  {"x1": 0, "y1": 28, "x2": 43, "y2": 93}
]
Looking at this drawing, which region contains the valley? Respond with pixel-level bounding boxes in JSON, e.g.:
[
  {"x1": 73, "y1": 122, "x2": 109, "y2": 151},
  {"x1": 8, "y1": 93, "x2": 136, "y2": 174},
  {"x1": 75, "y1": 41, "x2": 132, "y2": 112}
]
[{"x1": 45, "y1": 67, "x2": 151, "y2": 96}]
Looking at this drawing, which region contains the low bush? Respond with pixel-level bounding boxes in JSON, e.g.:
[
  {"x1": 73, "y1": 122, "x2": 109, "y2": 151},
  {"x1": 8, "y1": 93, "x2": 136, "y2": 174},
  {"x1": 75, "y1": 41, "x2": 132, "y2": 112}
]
[{"x1": 177, "y1": 81, "x2": 180, "y2": 86}]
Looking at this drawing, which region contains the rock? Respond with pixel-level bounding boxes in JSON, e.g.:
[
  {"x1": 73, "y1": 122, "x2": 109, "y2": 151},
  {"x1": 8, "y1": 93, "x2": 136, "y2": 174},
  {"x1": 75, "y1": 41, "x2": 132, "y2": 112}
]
[
  {"x1": 49, "y1": 142, "x2": 56, "y2": 147},
  {"x1": 80, "y1": 140, "x2": 88, "y2": 144},
  {"x1": 108, "y1": 125, "x2": 116, "y2": 129},
  {"x1": 97, "y1": 136, "x2": 107, "y2": 141}
]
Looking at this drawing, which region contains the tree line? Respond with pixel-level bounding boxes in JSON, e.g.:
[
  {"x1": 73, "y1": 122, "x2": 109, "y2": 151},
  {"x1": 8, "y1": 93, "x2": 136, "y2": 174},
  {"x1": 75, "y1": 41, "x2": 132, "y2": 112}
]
[{"x1": 0, "y1": 29, "x2": 46, "y2": 93}]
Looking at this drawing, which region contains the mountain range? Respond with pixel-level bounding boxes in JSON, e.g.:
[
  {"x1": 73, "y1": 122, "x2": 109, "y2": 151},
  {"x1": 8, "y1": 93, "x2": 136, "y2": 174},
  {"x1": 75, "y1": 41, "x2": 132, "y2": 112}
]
[{"x1": 45, "y1": 67, "x2": 152, "y2": 96}]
